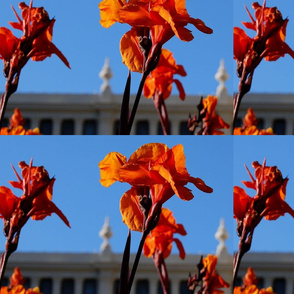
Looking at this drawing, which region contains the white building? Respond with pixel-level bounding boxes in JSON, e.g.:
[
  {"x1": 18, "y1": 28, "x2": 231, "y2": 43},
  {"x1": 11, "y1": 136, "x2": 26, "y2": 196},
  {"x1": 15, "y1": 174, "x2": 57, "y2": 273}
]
[
  {"x1": 2, "y1": 60, "x2": 233, "y2": 135},
  {"x1": 3, "y1": 219, "x2": 233, "y2": 294},
  {"x1": 4, "y1": 218, "x2": 294, "y2": 294}
]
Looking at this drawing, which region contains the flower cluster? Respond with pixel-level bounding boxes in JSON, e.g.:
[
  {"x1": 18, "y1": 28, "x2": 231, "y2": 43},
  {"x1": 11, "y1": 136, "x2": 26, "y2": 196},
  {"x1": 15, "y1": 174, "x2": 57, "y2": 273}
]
[
  {"x1": 0, "y1": 267, "x2": 42, "y2": 294},
  {"x1": 233, "y1": 108, "x2": 274, "y2": 135},
  {"x1": 99, "y1": 143, "x2": 212, "y2": 232},
  {"x1": 188, "y1": 254, "x2": 230, "y2": 293},
  {"x1": 0, "y1": 160, "x2": 70, "y2": 227},
  {"x1": 99, "y1": 0, "x2": 212, "y2": 73},
  {"x1": 233, "y1": 0, "x2": 294, "y2": 127},
  {"x1": 0, "y1": 0, "x2": 70, "y2": 126},
  {"x1": 0, "y1": 108, "x2": 41, "y2": 135},
  {"x1": 233, "y1": 159, "x2": 294, "y2": 284},
  {"x1": 234, "y1": 267, "x2": 275, "y2": 294},
  {"x1": 188, "y1": 96, "x2": 230, "y2": 135}
]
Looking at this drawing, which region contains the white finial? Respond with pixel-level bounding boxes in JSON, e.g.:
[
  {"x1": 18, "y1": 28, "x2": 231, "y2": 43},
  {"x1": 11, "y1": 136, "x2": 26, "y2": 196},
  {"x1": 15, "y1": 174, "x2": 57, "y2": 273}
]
[
  {"x1": 215, "y1": 59, "x2": 229, "y2": 99},
  {"x1": 99, "y1": 58, "x2": 113, "y2": 94},
  {"x1": 99, "y1": 217, "x2": 113, "y2": 254},
  {"x1": 215, "y1": 218, "x2": 229, "y2": 258}
]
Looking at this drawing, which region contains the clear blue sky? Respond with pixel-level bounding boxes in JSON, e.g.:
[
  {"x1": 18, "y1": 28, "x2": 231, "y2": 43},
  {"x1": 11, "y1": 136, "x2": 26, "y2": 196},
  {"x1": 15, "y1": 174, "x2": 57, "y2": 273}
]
[
  {"x1": 1, "y1": 1, "x2": 293, "y2": 96},
  {"x1": 0, "y1": 136, "x2": 233, "y2": 255},
  {"x1": 0, "y1": 0, "x2": 232, "y2": 96}
]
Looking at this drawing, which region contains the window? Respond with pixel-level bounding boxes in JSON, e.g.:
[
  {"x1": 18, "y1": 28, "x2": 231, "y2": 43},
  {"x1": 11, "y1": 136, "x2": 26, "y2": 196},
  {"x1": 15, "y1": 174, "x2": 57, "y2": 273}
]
[
  {"x1": 273, "y1": 119, "x2": 286, "y2": 135},
  {"x1": 40, "y1": 119, "x2": 53, "y2": 135},
  {"x1": 2, "y1": 277, "x2": 9, "y2": 287},
  {"x1": 157, "y1": 121, "x2": 164, "y2": 135},
  {"x1": 1, "y1": 118, "x2": 9, "y2": 127},
  {"x1": 136, "y1": 279, "x2": 149, "y2": 294},
  {"x1": 61, "y1": 278, "x2": 74, "y2": 294},
  {"x1": 179, "y1": 280, "x2": 190, "y2": 294},
  {"x1": 136, "y1": 121, "x2": 149, "y2": 135},
  {"x1": 257, "y1": 118, "x2": 264, "y2": 130},
  {"x1": 83, "y1": 120, "x2": 97, "y2": 135},
  {"x1": 235, "y1": 118, "x2": 243, "y2": 128},
  {"x1": 83, "y1": 279, "x2": 97, "y2": 294},
  {"x1": 157, "y1": 121, "x2": 170, "y2": 135},
  {"x1": 179, "y1": 121, "x2": 190, "y2": 135},
  {"x1": 40, "y1": 278, "x2": 53, "y2": 294},
  {"x1": 257, "y1": 277, "x2": 264, "y2": 289},
  {"x1": 24, "y1": 277, "x2": 31, "y2": 289},
  {"x1": 273, "y1": 278, "x2": 286, "y2": 294},
  {"x1": 234, "y1": 277, "x2": 243, "y2": 286},
  {"x1": 61, "y1": 120, "x2": 75, "y2": 135},
  {"x1": 157, "y1": 280, "x2": 170, "y2": 294},
  {"x1": 23, "y1": 118, "x2": 31, "y2": 130}
]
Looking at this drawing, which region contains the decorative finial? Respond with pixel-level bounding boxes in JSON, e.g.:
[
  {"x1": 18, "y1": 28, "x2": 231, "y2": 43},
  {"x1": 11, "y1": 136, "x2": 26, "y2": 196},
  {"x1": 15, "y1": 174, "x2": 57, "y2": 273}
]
[
  {"x1": 99, "y1": 216, "x2": 113, "y2": 254},
  {"x1": 99, "y1": 58, "x2": 113, "y2": 94},
  {"x1": 215, "y1": 218, "x2": 229, "y2": 258},
  {"x1": 215, "y1": 59, "x2": 229, "y2": 99}
]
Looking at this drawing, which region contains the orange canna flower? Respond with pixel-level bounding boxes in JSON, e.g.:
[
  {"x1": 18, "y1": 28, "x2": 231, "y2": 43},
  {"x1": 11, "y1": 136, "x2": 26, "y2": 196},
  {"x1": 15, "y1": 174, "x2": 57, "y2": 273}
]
[
  {"x1": 188, "y1": 255, "x2": 229, "y2": 293},
  {"x1": 202, "y1": 255, "x2": 230, "y2": 294},
  {"x1": 0, "y1": 108, "x2": 41, "y2": 135},
  {"x1": 143, "y1": 48, "x2": 186, "y2": 100},
  {"x1": 99, "y1": 0, "x2": 212, "y2": 72},
  {"x1": 233, "y1": 1, "x2": 294, "y2": 126},
  {"x1": 99, "y1": 143, "x2": 212, "y2": 203},
  {"x1": 189, "y1": 96, "x2": 230, "y2": 135},
  {"x1": 143, "y1": 207, "x2": 186, "y2": 259},
  {"x1": 143, "y1": 48, "x2": 186, "y2": 134},
  {"x1": 0, "y1": 159, "x2": 70, "y2": 228},
  {"x1": 0, "y1": 267, "x2": 42, "y2": 294},
  {"x1": 234, "y1": 159, "x2": 294, "y2": 234},
  {"x1": 234, "y1": 267, "x2": 275, "y2": 294},
  {"x1": 7, "y1": 1, "x2": 70, "y2": 67},
  {"x1": 0, "y1": 27, "x2": 19, "y2": 64},
  {"x1": 234, "y1": 1, "x2": 294, "y2": 84},
  {"x1": 233, "y1": 108, "x2": 274, "y2": 135},
  {"x1": 0, "y1": 0, "x2": 70, "y2": 85},
  {"x1": 99, "y1": 143, "x2": 212, "y2": 231},
  {"x1": 202, "y1": 96, "x2": 230, "y2": 135},
  {"x1": 233, "y1": 160, "x2": 294, "y2": 284}
]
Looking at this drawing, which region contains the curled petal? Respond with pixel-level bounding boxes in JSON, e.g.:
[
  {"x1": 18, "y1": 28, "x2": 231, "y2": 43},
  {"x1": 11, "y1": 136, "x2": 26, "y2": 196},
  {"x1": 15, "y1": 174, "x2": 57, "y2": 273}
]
[
  {"x1": 0, "y1": 186, "x2": 20, "y2": 220},
  {"x1": 120, "y1": 29, "x2": 144, "y2": 73},
  {"x1": 120, "y1": 187, "x2": 144, "y2": 231},
  {"x1": 233, "y1": 186, "x2": 253, "y2": 221},
  {"x1": 173, "y1": 238, "x2": 185, "y2": 259}
]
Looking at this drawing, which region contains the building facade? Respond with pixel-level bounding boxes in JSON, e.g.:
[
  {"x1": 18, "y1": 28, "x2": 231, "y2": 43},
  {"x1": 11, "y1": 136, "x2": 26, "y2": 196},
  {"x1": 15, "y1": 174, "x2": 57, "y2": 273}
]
[
  {"x1": 3, "y1": 218, "x2": 294, "y2": 294},
  {"x1": 3, "y1": 219, "x2": 233, "y2": 294},
  {"x1": 2, "y1": 60, "x2": 233, "y2": 135}
]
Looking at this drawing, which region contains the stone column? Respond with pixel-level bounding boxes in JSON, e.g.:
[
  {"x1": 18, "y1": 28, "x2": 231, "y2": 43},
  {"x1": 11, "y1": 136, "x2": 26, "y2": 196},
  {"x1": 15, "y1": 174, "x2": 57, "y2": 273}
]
[
  {"x1": 264, "y1": 118, "x2": 273, "y2": 131},
  {"x1": 98, "y1": 272, "x2": 113, "y2": 294},
  {"x1": 98, "y1": 114, "x2": 113, "y2": 135},
  {"x1": 149, "y1": 278, "x2": 158, "y2": 294},
  {"x1": 74, "y1": 277, "x2": 83, "y2": 294},
  {"x1": 74, "y1": 118, "x2": 84, "y2": 135},
  {"x1": 52, "y1": 118, "x2": 61, "y2": 135},
  {"x1": 286, "y1": 277, "x2": 294, "y2": 294},
  {"x1": 264, "y1": 278, "x2": 273, "y2": 290},
  {"x1": 170, "y1": 278, "x2": 180, "y2": 294},
  {"x1": 286, "y1": 118, "x2": 294, "y2": 135},
  {"x1": 30, "y1": 118, "x2": 39, "y2": 130},
  {"x1": 171, "y1": 119, "x2": 180, "y2": 135},
  {"x1": 31, "y1": 278, "x2": 39, "y2": 290},
  {"x1": 149, "y1": 119, "x2": 158, "y2": 135},
  {"x1": 52, "y1": 277, "x2": 61, "y2": 294}
]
